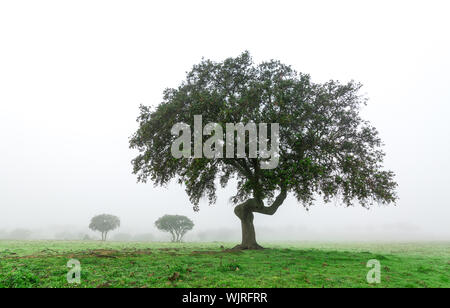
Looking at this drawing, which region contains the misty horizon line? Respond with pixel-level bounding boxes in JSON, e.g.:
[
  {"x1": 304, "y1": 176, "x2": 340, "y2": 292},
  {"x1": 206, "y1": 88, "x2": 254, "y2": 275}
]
[{"x1": 1, "y1": 224, "x2": 448, "y2": 242}]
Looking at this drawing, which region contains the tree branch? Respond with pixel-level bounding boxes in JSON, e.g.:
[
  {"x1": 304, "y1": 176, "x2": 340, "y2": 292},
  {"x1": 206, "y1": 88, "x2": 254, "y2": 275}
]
[{"x1": 251, "y1": 186, "x2": 287, "y2": 216}]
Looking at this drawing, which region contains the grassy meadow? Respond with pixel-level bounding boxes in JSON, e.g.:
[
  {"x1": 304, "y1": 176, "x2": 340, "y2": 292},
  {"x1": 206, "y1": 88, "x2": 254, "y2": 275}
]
[{"x1": 0, "y1": 240, "x2": 448, "y2": 288}]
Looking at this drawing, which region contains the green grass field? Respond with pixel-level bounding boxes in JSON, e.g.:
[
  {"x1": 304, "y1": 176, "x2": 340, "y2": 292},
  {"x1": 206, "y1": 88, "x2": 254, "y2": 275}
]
[{"x1": 0, "y1": 240, "x2": 448, "y2": 288}]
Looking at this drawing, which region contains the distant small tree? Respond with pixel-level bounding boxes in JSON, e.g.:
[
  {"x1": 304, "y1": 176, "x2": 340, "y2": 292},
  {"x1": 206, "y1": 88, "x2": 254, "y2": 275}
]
[
  {"x1": 155, "y1": 215, "x2": 194, "y2": 242},
  {"x1": 89, "y1": 214, "x2": 120, "y2": 241}
]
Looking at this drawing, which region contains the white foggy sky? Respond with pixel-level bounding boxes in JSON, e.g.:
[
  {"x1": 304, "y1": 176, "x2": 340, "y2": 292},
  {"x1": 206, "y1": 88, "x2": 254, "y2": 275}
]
[{"x1": 0, "y1": 0, "x2": 449, "y2": 240}]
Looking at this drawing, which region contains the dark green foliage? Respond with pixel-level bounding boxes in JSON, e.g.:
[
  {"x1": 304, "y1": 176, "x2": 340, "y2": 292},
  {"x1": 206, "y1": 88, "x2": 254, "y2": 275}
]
[
  {"x1": 130, "y1": 52, "x2": 398, "y2": 248},
  {"x1": 155, "y1": 215, "x2": 194, "y2": 242},
  {"x1": 130, "y1": 51, "x2": 397, "y2": 210}
]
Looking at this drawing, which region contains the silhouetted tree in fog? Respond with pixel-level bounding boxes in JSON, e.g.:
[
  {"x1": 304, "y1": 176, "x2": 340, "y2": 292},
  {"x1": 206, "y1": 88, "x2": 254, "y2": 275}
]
[
  {"x1": 155, "y1": 215, "x2": 194, "y2": 242},
  {"x1": 130, "y1": 51, "x2": 398, "y2": 249},
  {"x1": 89, "y1": 214, "x2": 120, "y2": 241}
]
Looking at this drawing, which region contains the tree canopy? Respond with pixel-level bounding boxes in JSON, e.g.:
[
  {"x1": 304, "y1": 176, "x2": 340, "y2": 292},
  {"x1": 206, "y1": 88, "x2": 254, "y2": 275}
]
[
  {"x1": 130, "y1": 51, "x2": 397, "y2": 249},
  {"x1": 155, "y1": 215, "x2": 194, "y2": 242},
  {"x1": 89, "y1": 214, "x2": 120, "y2": 241}
]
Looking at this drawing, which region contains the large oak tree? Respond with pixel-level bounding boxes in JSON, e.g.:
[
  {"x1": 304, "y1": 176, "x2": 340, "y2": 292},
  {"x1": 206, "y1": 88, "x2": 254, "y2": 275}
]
[{"x1": 130, "y1": 52, "x2": 397, "y2": 249}]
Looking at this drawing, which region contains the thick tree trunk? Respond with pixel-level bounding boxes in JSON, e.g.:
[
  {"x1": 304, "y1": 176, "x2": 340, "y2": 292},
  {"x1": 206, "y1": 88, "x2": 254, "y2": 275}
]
[
  {"x1": 233, "y1": 200, "x2": 263, "y2": 250},
  {"x1": 232, "y1": 189, "x2": 287, "y2": 250}
]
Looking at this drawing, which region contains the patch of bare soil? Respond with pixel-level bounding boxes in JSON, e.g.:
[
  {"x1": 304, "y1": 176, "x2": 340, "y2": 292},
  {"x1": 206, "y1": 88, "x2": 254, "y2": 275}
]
[{"x1": 87, "y1": 249, "x2": 119, "y2": 258}]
